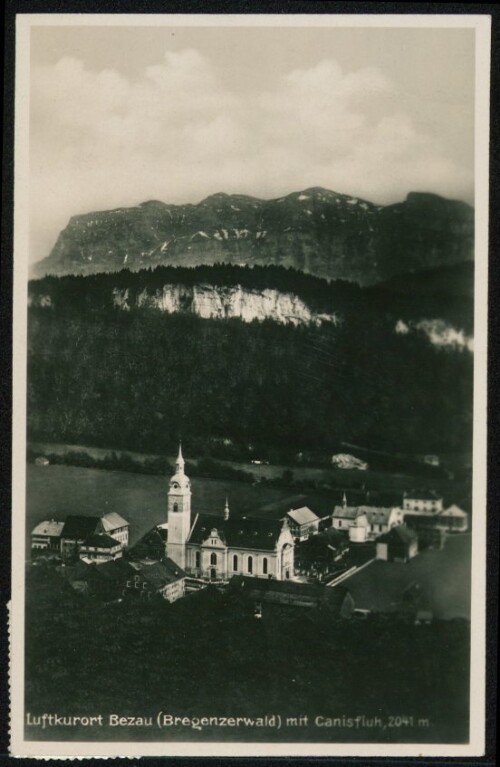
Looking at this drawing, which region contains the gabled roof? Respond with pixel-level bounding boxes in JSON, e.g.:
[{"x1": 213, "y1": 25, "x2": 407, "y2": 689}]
[
  {"x1": 332, "y1": 506, "x2": 363, "y2": 520},
  {"x1": 61, "y1": 515, "x2": 100, "y2": 541},
  {"x1": 287, "y1": 507, "x2": 319, "y2": 526},
  {"x1": 377, "y1": 525, "x2": 417, "y2": 545},
  {"x1": 82, "y1": 533, "x2": 121, "y2": 549},
  {"x1": 95, "y1": 558, "x2": 135, "y2": 581},
  {"x1": 188, "y1": 513, "x2": 285, "y2": 551},
  {"x1": 101, "y1": 512, "x2": 129, "y2": 531},
  {"x1": 363, "y1": 507, "x2": 393, "y2": 525},
  {"x1": 31, "y1": 520, "x2": 65, "y2": 537},
  {"x1": 138, "y1": 559, "x2": 186, "y2": 590}
]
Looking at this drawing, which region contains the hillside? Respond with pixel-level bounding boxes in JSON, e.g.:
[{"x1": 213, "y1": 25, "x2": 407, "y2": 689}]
[
  {"x1": 27, "y1": 264, "x2": 473, "y2": 459},
  {"x1": 32, "y1": 188, "x2": 474, "y2": 285}
]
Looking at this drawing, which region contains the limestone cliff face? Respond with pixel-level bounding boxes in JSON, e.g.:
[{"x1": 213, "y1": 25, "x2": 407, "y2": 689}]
[{"x1": 112, "y1": 284, "x2": 338, "y2": 326}]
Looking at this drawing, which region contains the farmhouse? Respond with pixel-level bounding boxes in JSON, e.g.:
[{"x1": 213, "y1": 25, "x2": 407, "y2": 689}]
[
  {"x1": 286, "y1": 506, "x2": 320, "y2": 541},
  {"x1": 403, "y1": 490, "x2": 443, "y2": 514},
  {"x1": 31, "y1": 519, "x2": 64, "y2": 552},
  {"x1": 229, "y1": 575, "x2": 354, "y2": 616},
  {"x1": 79, "y1": 533, "x2": 124, "y2": 564},
  {"x1": 125, "y1": 559, "x2": 186, "y2": 603},
  {"x1": 376, "y1": 525, "x2": 418, "y2": 563},
  {"x1": 58, "y1": 513, "x2": 130, "y2": 559}
]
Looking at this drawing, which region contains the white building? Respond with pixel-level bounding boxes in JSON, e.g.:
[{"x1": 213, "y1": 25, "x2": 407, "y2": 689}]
[
  {"x1": 286, "y1": 506, "x2": 320, "y2": 540},
  {"x1": 402, "y1": 490, "x2": 443, "y2": 514},
  {"x1": 31, "y1": 520, "x2": 65, "y2": 552},
  {"x1": 166, "y1": 445, "x2": 295, "y2": 581}
]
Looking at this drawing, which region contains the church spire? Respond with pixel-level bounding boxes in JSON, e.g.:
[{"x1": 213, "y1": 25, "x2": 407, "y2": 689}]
[
  {"x1": 342, "y1": 492, "x2": 347, "y2": 508},
  {"x1": 175, "y1": 442, "x2": 185, "y2": 474},
  {"x1": 224, "y1": 496, "x2": 230, "y2": 521}
]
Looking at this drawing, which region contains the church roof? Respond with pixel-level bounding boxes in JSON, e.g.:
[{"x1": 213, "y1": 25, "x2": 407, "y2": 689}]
[{"x1": 187, "y1": 513, "x2": 285, "y2": 551}]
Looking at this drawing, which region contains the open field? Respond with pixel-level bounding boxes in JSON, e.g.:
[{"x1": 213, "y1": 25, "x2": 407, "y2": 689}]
[
  {"x1": 28, "y1": 440, "x2": 461, "y2": 497},
  {"x1": 25, "y1": 463, "x2": 293, "y2": 552}
]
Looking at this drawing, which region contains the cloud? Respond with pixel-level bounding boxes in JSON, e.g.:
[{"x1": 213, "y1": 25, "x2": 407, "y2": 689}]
[{"x1": 29, "y1": 50, "x2": 473, "y2": 262}]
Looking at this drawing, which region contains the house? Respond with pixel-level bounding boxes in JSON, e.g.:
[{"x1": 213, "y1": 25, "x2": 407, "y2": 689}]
[
  {"x1": 166, "y1": 446, "x2": 295, "y2": 581},
  {"x1": 332, "y1": 498, "x2": 404, "y2": 539},
  {"x1": 402, "y1": 490, "x2": 443, "y2": 514},
  {"x1": 286, "y1": 506, "x2": 320, "y2": 541},
  {"x1": 60, "y1": 516, "x2": 103, "y2": 559},
  {"x1": 436, "y1": 505, "x2": 468, "y2": 532},
  {"x1": 130, "y1": 523, "x2": 169, "y2": 560},
  {"x1": 403, "y1": 513, "x2": 446, "y2": 549},
  {"x1": 59, "y1": 513, "x2": 130, "y2": 559},
  {"x1": 31, "y1": 519, "x2": 64, "y2": 552},
  {"x1": 376, "y1": 525, "x2": 418, "y2": 563},
  {"x1": 100, "y1": 511, "x2": 130, "y2": 547},
  {"x1": 79, "y1": 533, "x2": 124, "y2": 564},
  {"x1": 34, "y1": 456, "x2": 50, "y2": 467},
  {"x1": 229, "y1": 575, "x2": 354, "y2": 617},
  {"x1": 124, "y1": 558, "x2": 186, "y2": 603}
]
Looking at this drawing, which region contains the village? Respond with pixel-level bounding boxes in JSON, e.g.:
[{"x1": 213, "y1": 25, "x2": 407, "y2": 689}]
[{"x1": 30, "y1": 445, "x2": 470, "y2": 623}]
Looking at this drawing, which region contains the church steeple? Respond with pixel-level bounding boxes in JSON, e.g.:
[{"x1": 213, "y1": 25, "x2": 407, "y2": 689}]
[
  {"x1": 175, "y1": 442, "x2": 185, "y2": 474},
  {"x1": 224, "y1": 496, "x2": 230, "y2": 521},
  {"x1": 167, "y1": 444, "x2": 191, "y2": 569}
]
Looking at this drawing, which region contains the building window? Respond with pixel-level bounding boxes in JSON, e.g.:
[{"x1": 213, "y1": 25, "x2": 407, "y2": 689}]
[
  {"x1": 210, "y1": 552, "x2": 217, "y2": 566},
  {"x1": 173, "y1": 503, "x2": 178, "y2": 512},
  {"x1": 233, "y1": 554, "x2": 238, "y2": 571},
  {"x1": 263, "y1": 557, "x2": 268, "y2": 575},
  {"x1": 248, "y1": 556, "x2": 253, "y2": 574},
  {"x1": 195, "y1": 551, "x2": 201, "y2": 568}
]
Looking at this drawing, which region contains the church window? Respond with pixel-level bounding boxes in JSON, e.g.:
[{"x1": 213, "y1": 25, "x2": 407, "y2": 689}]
[
  {"x1": 195, "y1": 551, "x2": 201, "y2": 568},
  {"x1": 233, "y1": 554, "x2": 238, "y2": 571},
  {"x1": 210, "y1": 552, "x2": 217, "y2": 566},
  {"x1": 263, "y1": 557, "x2": 268, "y2": 575},
  {"x1": 248, "y1": 556, "x2": 253, "y2": 574},
  {"x1": 173, "y1": 503, "x2": 178, "y2": 512}
]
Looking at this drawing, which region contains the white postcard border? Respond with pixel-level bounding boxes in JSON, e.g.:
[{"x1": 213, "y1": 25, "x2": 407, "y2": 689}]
[{"x1": 10, "y1": 11, "x2": 491, "y2": 759}]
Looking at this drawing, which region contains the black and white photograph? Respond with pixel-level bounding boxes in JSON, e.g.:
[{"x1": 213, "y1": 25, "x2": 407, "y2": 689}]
[{"x1": 10, "y1": 12, "x2": 490, "y2": 758}]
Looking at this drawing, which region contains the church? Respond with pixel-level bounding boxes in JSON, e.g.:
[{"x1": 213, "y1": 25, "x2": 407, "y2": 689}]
[{"x1": 166, "y1": 446, "x2": 295, "y2": 581}]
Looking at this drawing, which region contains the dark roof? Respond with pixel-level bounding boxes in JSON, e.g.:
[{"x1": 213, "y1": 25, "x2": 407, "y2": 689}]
[
  {"x1": 188, "y1": 514, "x2": 285, "y2": 551},
  {"x1": 138, "y1": 559, "x2": 186, "y2": 590},
  {"x1": 405, "y1": 489, "x2": 442, "y2": 501},
  {"x1": 82, "y1": 533, "x2": 120, "y2": 549},
  {"x1": 229, "y1": 575, "x2": 350, "y2": 606},
  {"x1": 60, "y1": 560, "x2": 100, "y2": 584},
  {"x1": 61, "y1": 515, "x2": 100, "y2": 540},
  {"x1": 95, "y1": 559, "x2": 135, "y2": 581},
  {"x1": 377, "y1": 525, "x2": 418, "y2": 545}
]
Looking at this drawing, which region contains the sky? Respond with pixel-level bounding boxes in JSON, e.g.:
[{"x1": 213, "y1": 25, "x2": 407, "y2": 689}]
[{"x1": 28, "y1": 24, "x2": 475, "y2": 263}]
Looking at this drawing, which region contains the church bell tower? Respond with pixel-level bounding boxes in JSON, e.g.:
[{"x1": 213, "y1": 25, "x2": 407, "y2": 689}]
[{"x1": 166, "y1": 444, "x2": 192, "y2": 568}]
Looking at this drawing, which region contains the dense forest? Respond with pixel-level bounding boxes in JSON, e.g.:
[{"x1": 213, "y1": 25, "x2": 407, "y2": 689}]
[
  {"x1": 25, "y1": 565, "x2": 470, "y2": 743},
  {"x1": 27, "y1": 264, "x2": 473, "y2": 458},
  {"x1": 29, "y1": 261, "x2": 474, "y2": 330}
]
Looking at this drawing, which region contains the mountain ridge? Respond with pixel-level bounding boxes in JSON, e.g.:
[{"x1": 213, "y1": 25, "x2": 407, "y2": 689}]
[{"x1": 33, "y1": 187, "x2": 474, "y2": 285}]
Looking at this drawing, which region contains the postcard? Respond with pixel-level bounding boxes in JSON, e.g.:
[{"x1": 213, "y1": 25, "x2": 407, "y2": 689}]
[{"x1": 10, "y1": 11, "x2": 490, "y2": 758}]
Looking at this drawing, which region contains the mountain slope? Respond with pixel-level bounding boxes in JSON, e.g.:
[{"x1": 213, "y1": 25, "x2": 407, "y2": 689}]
[{"x1": 33, "y1": 188, "x2": 474, "y2": 285}]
